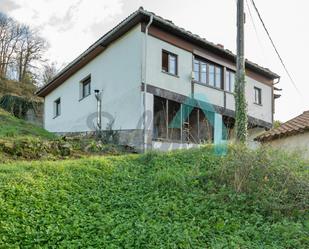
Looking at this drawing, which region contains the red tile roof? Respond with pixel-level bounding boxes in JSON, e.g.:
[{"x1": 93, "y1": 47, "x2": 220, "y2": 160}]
[
  {"x1": 36, "y1": 7, "x2": 279, "y2": 97},
  {"x1": 256, "y1": 111, "x2": 309, "y2": 142}
]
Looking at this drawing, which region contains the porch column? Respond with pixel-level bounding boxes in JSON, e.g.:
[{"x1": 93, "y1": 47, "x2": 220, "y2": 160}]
[
  {"x1": 145, "y1": 93, "x2": 154, "y2": 149},
  {"x1": 214, "y1": 113, "x2": 223, "y2": 145}
]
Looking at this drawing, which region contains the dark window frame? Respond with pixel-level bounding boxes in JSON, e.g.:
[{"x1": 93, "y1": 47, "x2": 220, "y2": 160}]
[
  {"x1": 162, "y1": 50, "x2": 178, "y2": 76},
  {"x1": 225, "y1": 70, "x2": 235, "y2": 93},
  {"x1": 153, "y1": 96, "x2": 214, "y2": 143},
  {"x1": 54, "y1": 98, "x2": 61, "y2": 118},
  {"x1": 193, "y1": 56, "x2": 223, "y2": 90},
  {"x1": 254, "y1": 87, "x2": 262, "y2": 105},
  {"x1": 80, "y1": 75, "x2": 91, "y2": 100}
]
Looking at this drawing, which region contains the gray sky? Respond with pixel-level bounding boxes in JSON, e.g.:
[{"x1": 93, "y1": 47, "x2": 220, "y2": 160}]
[{"x1": 1, "y1": 0, "x2": 308, "y2": 122}]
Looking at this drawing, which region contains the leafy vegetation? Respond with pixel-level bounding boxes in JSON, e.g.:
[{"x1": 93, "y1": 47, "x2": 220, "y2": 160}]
[
  {"x1": 0, "y1": 108, "x2": 134, "y2": 161},
  {"x1": 273, "y1": 120, "x2": 283, "y2": 128},
  {"x1": 0, "y1": 79, "x2": 43, "y2": 122},
  {"x1": 0, "y1": 108, "x2": 53, "y2": 139},
  {"x1": 235, "y1": 71, "x2": 248, "y2": 142},
  {"x1": 0, "y1": 94, "x2": 42, "y2": 119},
  {"x1": 0, "y1": 79, "x2": 38, "y2": 99},
  {"x1": 0, "y1": 146, "x2": 308, "y2": 248}
]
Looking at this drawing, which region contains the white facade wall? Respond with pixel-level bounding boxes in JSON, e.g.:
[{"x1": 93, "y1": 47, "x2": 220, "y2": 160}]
[
  {"x1": 146, "y1": 35, "x2": 193, "y2": 96},
  {"x1": 246, "y1": 77, "x2": 273, "y2": 124},
  {"x1": 266, "y1": 133, "x2": 309, "y2": 159},
  {"x1": 146, "y1": 35, "x2": 273, "y2": 125},
  {"x1": 44, "y1": 25, "x2": 143, "y2": 133},
  {"x1": 43, "y1": 24, "x2": 273, "y2": 143}
]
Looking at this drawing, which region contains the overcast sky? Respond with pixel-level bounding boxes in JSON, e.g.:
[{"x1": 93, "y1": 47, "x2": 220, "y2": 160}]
[{"x1": 1, "y1": 0, "x2": 308, "y2": 122}]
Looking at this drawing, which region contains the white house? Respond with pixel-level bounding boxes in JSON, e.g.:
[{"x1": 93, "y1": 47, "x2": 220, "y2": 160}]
[{"x1": 36, "y1": 7, "x2": 280, "y2": 152}]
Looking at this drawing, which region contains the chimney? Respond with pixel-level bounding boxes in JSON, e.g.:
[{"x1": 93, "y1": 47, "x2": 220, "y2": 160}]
[{"x1": 217, "y1": 44, "x2": 224, "y2": 49}]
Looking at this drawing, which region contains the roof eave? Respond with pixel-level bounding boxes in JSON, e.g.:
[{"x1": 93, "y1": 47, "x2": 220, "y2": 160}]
[
  {"x1": 36, "y1": 10, "x2": 146, "y2": 97},
  {"x1": 36, "y1": 8, "x2": 279, "y2": 97},
  {"x1": 141, "y1": 10, "x2": 279, "y2": 80}
]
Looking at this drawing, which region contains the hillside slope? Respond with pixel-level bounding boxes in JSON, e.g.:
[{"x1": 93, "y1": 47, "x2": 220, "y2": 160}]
[
  {"x1": 0, "y1": 147, "x2": 308, "y2": 248},
  {"x1": 0, "y1": 108, "x2": 53, "y2": 139},
  {"x1": 0, "y1": 79, "x2": 39, "y2": 99}
]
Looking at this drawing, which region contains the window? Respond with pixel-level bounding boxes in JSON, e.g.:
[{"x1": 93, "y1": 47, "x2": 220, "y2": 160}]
[
  {"x1": 153, "y1": 97, "x2": 168, "y2": 140},
  {"x1": 162, "y1": 50, "x2": 177, "y2": 75},
  {"x1": 201, "y1": 62, "x2": 207, "y2": 84},
  {"x1": 193, "y1": 57, "x2": 223, "y2": 89},
  {"x1": 168, "y1": 100, "x2": 181, "y2": 141},
  {"x1": 254, "y1": 87, "x2": 262, "y2": 105},
  {"x1": 215, "y1": 67, "x2": 222, "y2": 88},
  {"x1": 54, "y1": 98, "x2": 61, "y2": 118},
  {"x1": 153, "y1": 96, "x2": 214, "y2": 143},
  {"x1": 80, "y1": 75, "x2": 91, "y2": 99},
  {"x1": 225, "y1": 70, "x2": 235, "y2": 92},
  {"x1": 208, "y1": 64, "x2": 215, "y2": 87},
  {"x1": 193, "y1": 59, "x2": 200, "y2": 82},
  {"x1": 194, "y1": 59, "x2": 207, "y2": 84}
]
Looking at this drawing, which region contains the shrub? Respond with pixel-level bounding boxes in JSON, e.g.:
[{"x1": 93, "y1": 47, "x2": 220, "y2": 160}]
[
  {"x1": 97, "y1": 119, "x2": 120, "y2": 145},
  {"x1": 217, "y1": 145, "x2": 309, "y2": 217},
  {"x1": 0, "y1": 94, "x2": 41, "y2": 119},
  {"x1": 0, "y1": 137, "x2": 72, "y2": 159}
]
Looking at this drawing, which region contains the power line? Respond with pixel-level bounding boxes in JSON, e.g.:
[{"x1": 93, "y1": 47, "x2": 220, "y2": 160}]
[
  {"x1": 245, "y1": 0, "x2": 269, "y2": 62},
  {"x1": 250, "y1": 0, "x2": 301, "y2": 95}
]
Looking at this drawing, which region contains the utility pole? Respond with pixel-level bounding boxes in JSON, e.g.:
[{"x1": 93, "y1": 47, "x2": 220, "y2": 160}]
[{"x1": 235, "y1": 0, "x2": 248, "y2": 142}]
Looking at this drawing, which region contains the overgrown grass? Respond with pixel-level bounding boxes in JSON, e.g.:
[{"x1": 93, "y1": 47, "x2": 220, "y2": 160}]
[
  {"x1": 0, "y1": 146, "x2": 308, "y2": 248},
  {"x1": 0, "y1": 108, "x2": 54, "y2": 139}
]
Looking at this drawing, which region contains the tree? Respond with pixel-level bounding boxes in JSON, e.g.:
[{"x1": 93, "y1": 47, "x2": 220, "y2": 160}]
[
  {"x1": 0, "y1": 13, "x2": 23, "y2": 79},
  {"x1": 15, "y1": 26, "x2": 47, "y2": 83},
  {"x1": 42, "y1": 61, "x2": 59, "y2": 85},
  {"x1": 0, "y1": 11, "x2": 48, "y2": 84}
]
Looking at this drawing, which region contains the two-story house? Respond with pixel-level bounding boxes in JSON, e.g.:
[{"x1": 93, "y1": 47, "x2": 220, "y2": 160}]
[{"x1": 36, "y1": 7, "x2": 280, "y2": 151}]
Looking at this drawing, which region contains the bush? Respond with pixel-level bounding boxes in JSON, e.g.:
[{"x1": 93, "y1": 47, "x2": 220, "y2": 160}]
[
  {"x1": 0, "y1": 136, "x2": 134, "y2": 161},
  {"x1": 217, "y1": 145, "x2": 309, "y2": 217},
  {"x1": 0, "y1": 137, "x2": 72, "y2": 159},
  {"x1": 0, "y1": 94, "x2": 41, "y2": 119}
]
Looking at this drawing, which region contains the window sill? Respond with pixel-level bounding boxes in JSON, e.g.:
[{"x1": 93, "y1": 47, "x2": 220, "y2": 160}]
[
  {"x1": 254, "y1": 102, "x2": 263, "y2": 107},
  {"x1": 53, "y1": 115, "x2": 60, "y2": 119},
  {"x1": 79, "y1": 93, "x2": 91, "y2": 102},
  {"x1": 192, "y1": 81, "x2": 224, "y2": 92},
  {"x1": 161, "y1": 70, "x2": 179, "y2": 78}
]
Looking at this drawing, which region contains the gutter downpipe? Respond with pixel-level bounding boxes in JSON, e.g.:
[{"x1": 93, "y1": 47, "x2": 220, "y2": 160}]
[
  {"x1": 94, "y1": 90, "x2": 103, "y2": 131},
  {"x1": 143, "y1": 14, "x2": 153, "y2": 153},
  {"x1": 272, "y1": 76, "x2": 281, "y2": 125}
]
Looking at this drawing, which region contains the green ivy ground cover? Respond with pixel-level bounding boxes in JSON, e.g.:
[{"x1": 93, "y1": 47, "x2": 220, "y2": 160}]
[{"x1": 0, "y1": 147, "x2": 308, "y2": 248}]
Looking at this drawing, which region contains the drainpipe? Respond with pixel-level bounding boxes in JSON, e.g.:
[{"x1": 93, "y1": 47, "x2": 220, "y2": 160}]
[
  {"x1": 272, "y1": 76, "x2": 280, "y2": 125},
  {"x1": 94, "y1": 89, "x2": 103, "y2": 131},
  {"x1": 273, "y1": 76, "x2": 281, "y2": 85},
  {"x1": 143, "y1": 14, "x2": 153, "y2": 152}
]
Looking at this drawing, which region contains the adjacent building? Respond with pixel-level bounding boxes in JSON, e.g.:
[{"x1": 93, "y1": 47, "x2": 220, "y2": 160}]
[
  {"x1": 36, "y1": 7, "x2": 280, "y2": 151},
  {"x1": 256, "y1": 111, "x2": 309, "y2": 158}
]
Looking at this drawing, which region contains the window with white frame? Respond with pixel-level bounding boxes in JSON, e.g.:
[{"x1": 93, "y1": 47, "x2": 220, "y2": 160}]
[
  {"x1": 193, "y1": 57, "x2": 223, "y2": 89},
  {"x1": 225, "y1": 70, "x2": 235, "y2": 92},
  {"x1": 254, "y1": 87, "x2": 262, "y2": 105}
]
